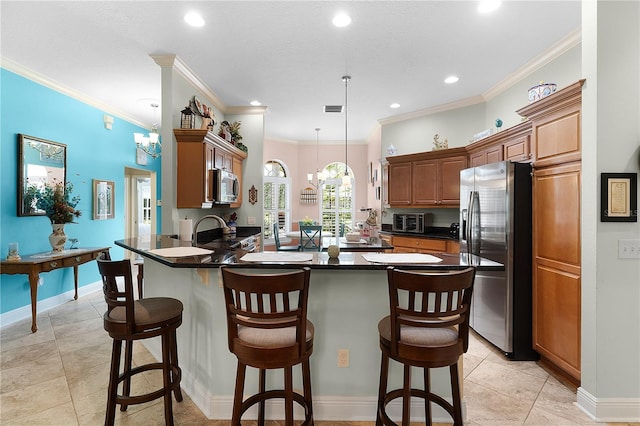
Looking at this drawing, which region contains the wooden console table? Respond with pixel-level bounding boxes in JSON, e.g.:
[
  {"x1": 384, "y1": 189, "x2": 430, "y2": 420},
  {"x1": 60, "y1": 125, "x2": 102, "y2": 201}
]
[{"x1": 1, "y1": 247, "x2": 110, "y2": 332}]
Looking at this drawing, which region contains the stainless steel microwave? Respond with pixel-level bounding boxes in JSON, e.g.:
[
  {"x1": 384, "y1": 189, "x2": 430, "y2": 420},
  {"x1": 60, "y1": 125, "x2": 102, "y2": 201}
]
[
  {"x1": 392, "y1": 213, "x2": 432, "y2": 233},
  {"x1": 213, "y1": 169, "x2": 239, "y2": 204}
]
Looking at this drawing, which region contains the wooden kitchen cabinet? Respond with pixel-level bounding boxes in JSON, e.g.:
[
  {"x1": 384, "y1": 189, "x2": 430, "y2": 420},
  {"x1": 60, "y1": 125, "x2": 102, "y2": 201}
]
[
  {"x1": 174, "y1": 129, "x2": 247, "y2": 209},
  {"x1": 518, "y1": 79, "x2": 584, "y2": 383},
  {"x1": 387, "y1": 147, "x2": 467, "y2": 207},
  {"x1": 391, "y1": 235, "x2": 459, "y2": 254},
  {"x1": 466, "y1": 120, "x2": 532, "y2": 166},
  {"x1": 215, "y1": 148, "x2": 233, "y2": 172},
  {"x1": 388, "y1": 161, "x2": 412, "y2": 206}
]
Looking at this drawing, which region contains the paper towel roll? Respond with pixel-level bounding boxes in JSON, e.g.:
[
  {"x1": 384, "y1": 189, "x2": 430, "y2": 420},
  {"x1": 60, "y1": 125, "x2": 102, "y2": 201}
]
[{"x1": 179, "y1": 219, "x2": 193, "y2": 241}]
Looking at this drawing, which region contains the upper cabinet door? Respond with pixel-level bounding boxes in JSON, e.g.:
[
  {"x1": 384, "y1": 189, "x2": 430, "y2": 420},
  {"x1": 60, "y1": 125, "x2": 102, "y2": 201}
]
[
  {"x1": 439, "y1": 156, "x2": 467, "y2": 206},
  {"x1": 388, "y1": 162, "x2": 412, "y2": 205},
  {"x1": 412, "y1": 160, "x2": 438, "y2": 205}
]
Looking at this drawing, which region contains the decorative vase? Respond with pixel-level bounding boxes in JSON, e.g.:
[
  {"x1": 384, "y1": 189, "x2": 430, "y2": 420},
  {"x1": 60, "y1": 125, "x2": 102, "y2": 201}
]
[
  {"x1": 327, "y1": 245, "x2": 340, "y2": 259},
  {"x1": 49, "y1": 223, "x2": 67, "y2": 252}
]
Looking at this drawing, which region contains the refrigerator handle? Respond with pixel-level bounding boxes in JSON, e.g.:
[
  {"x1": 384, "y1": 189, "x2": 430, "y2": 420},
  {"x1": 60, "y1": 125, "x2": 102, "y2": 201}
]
[{"x1": 466, "y1": 191, "x2": 475, "y2": 250}]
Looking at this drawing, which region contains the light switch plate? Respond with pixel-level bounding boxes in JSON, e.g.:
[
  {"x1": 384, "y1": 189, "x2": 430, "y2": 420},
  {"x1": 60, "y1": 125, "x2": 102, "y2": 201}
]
[{"x1": 618, "y1": 239, "x2": 640, "y2": 259}]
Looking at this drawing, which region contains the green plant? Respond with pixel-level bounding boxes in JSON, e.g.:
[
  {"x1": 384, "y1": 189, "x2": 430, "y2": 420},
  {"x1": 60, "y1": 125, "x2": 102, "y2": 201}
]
[
  {"x1": 228, "y1": 121, "x2": 242, "y2": 143},
  {"x1": 35, "y1": 179, "x2": 81, "y2": 224}
]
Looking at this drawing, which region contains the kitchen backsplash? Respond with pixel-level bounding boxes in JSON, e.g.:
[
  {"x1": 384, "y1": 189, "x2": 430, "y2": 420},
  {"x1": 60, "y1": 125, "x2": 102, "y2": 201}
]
[{"x1": 382, "y1": 208, "x2": 459, "y2": 227}]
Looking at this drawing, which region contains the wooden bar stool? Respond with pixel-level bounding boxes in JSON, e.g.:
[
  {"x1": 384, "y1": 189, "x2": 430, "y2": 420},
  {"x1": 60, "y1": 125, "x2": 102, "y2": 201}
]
[
  {"x1": 97, "y1": 257, "x2": 183, "y2": 426},
  {"x1": 220, "y1": 266, "x2": 314, "y2": 425},
  {"x1": 376, "y1": 267, "x2": 476, "y2": 426}
]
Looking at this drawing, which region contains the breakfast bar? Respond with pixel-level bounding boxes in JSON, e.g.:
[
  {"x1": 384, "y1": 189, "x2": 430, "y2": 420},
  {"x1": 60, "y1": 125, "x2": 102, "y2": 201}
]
[{"x1": 115, "y1": 235, "x2": 501, "y2": 421}]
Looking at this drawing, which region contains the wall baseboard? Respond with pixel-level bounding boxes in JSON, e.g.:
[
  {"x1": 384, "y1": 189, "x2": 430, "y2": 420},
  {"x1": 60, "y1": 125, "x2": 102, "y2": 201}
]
[
  {"x1": 577, "y1": 387, "x2": 640, "y2": 422},
  {"x1": 0, "y1": 281, "x2": 102, "y2": 329}
]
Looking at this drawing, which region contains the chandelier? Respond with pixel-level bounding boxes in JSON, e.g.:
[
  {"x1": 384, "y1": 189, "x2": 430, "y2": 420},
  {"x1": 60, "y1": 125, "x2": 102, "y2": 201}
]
[
  {"x1": 133, "y1": 103, "x2": 162, "y2": 159},
  {"x1": 307, "y1": 128, "x2": 328, "y2": 189}
]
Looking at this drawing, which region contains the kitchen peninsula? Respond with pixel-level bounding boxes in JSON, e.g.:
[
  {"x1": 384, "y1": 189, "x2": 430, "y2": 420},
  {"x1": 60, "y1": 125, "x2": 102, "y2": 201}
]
[{"x1": 115, "y1": 235, "x2": 500, "y2": 421}]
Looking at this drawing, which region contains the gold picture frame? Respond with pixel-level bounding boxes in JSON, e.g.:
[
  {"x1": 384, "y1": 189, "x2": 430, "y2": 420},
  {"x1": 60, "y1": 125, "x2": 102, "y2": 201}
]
[
  {"x1": 93, "y1": 179, "x2": 115, "y2": 220},
  {"x1": 601, "y1": 173, "x2": 637, "y2": 222}
]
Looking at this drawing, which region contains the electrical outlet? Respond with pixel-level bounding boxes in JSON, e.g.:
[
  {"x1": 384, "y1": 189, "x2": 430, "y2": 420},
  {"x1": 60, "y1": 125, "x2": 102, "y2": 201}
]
[
  {"x1": 338, "y1": 349, "x2": 349, "y2": 368},
  {"x1": 618, "y1": 239, "x2": 640, "y2": 259},
  {"x1": 247, "y1": 216, "x2": 256, "y2": 225}
]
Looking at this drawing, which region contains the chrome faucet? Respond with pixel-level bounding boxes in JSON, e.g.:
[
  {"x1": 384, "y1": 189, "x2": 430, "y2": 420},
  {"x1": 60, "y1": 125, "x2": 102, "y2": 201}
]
[{"x1": 192, "y1": 215, "x2": 229, "y2": 245}]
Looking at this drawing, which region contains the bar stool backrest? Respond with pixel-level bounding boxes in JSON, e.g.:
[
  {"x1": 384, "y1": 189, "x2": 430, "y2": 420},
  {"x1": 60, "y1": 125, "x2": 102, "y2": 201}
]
[
  {"x1": 386, "y1": 267, "x2": 476, "y2": 359},
  {"x1": 221, "y1": 266, "x2": 312, "y2": 362},
  {"x1": 97, "y1": 258, "x2": 136, "y2": 335}
]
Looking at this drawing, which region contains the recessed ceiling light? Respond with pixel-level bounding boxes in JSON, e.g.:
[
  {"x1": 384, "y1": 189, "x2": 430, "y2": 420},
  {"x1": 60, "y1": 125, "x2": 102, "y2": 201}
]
[
  {"x1": 478, "y1": 0, "x2": 501, "y2": 14},
  {"x1": 390, "y1": 103, "x2": 400, "y2": 109},
  {"x1": 250, "y1": 100, "x2": 261, "y2": 106},
  {"x1": 444, "y1": 75, "x2": 459, "y2": 84},
  {"x1": 184, "y1": 12, "x2": 205, "y2": 27},
  {"x1": 332, "y1": 13, "x2": 352, "y2": 28}
]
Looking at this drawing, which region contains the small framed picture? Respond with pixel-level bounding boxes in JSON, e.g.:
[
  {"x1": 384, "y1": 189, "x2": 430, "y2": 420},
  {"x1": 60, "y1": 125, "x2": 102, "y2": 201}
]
[
  {"x1": 600, "y1": 173, "x2": 637, "y2": 222},
  {"x1": 93, "y1": 179, "x2": 115, "y2": 220},
  {"x1": 136, "y1": 148, "x2": 147, "y2": 165}
]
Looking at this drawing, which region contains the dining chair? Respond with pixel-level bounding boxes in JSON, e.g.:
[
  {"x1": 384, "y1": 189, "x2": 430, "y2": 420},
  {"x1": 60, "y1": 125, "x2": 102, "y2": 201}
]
[
  {"x1": 299, "y1": 224, "x2": 322, "y2": 251},
  {"x1": 274, "y1": 223, "x2": 300, "y2": 251}
]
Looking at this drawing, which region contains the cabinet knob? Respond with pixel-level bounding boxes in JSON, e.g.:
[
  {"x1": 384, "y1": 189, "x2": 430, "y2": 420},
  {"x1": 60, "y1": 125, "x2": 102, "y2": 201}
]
[
  {"x1": 75, "y1": 256, "x2": 82, "y2": 262},
  {"x1": 49, "y1": 261, "x2": 57, "y2": 268},
  {"x1": 528, "y1": 153, "x2": 532, "y2": 158}
]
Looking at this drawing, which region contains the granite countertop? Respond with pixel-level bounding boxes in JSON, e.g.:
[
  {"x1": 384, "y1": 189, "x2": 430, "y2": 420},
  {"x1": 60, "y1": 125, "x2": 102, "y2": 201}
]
[{"x1": 114, "y1": 235, "x2": 502, "y2": 271}]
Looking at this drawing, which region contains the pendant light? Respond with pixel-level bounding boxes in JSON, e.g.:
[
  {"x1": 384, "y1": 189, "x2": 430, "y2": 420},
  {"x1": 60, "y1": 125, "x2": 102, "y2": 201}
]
[
  {"x1": 307, "y1": 128, "x2": 326, "y2": 188},
  {"x1": 342, "y1": 75, "x2": 351, "y2": 187}
]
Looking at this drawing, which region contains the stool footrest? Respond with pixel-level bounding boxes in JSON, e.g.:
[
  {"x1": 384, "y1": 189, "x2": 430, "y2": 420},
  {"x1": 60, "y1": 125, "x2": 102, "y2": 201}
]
[
  {"x1": 115, "y1": 364, "x2": 182, "y2": 407},
  {"x1": 240, "y1": 389, "x2": 312, "y2": 423},
  {"x1": 379, "y1": 387, "x2": 456, "y2": 425}
]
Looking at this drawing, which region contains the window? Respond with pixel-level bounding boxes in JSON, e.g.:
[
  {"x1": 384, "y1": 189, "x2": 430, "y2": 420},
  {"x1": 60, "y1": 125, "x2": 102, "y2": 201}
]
[
  {"x1": 319, "y1": 162, "x2": 354, "y2": 237},
  {"x1": 263, "y1": 160, "x2": 291, "y2": 239}
]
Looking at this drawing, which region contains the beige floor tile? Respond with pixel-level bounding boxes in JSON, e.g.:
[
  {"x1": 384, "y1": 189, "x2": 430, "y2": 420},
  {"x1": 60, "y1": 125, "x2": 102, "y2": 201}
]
[
  {"x1": 464, "y1": 380, "x2": 534, "y2": 424},
  {"x1": 53, "y1": 315, "x2": 104, "y2": 340},
  {"x1": 1, "y1": 339, "x2": 59, "y2": 370},
  {"x1": 7, "y1": 400, "x2": 79, "y2": 425},
  {"x1": 0, "y1": 376, "x2": 71, "y2": 422},
  {"x1": 0, "y1": 316, "x2": 55, "y2": 352},
  {"x1": 466, "y1": 357, "x2": 547, "y2": 403},
  {"x1": 0, "y1": 348, "x2": 65, "y2": 393}
]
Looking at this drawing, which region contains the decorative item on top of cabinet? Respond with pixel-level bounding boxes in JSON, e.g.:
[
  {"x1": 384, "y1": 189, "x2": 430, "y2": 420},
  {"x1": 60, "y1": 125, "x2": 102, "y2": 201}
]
[
  {"x1": 181, "y1": 106, "x2": 195, "y2": 129},
  {"x1": 432, "y1": 134, "x2": 448, "y2": 150}
]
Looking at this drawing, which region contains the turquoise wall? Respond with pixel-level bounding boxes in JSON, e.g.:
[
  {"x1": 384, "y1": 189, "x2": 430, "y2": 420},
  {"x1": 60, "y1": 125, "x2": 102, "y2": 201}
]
[{"x1": 0, "y1": 69, "x2": 161, "y2": 313}]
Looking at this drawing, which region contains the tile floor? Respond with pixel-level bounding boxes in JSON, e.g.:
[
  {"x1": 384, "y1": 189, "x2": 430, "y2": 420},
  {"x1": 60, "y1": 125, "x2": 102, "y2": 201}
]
[{"x1": 1, "y1": 290, "x2": 636, "y2": 426}]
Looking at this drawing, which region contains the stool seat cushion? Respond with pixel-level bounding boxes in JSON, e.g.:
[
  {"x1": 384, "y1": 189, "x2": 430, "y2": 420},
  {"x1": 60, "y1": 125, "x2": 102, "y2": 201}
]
[
  {"x1": 378, "y1": 316, "x2": 458, "y2": 347},
  {"x1": 238, "y1": 320, "x2": 314, "y2": 347},
  {"x1": 105, "y1": 297, "x2": 183, "y2": 332}
]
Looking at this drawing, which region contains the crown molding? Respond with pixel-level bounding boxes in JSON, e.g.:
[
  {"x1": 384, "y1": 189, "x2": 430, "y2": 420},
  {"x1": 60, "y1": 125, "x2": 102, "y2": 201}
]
[
  {"x1": 378, "y1": 95, "x2": 485, "y2": 126},
  {"x1": 151, "y1": 54, "x2": 227, "y2": 113},
  {"x1": 483, "y1": 28, "x2": 581, "y2": 101},
  {"x1": 1, "y1": 56, "x2": 147, "y2": 128}
]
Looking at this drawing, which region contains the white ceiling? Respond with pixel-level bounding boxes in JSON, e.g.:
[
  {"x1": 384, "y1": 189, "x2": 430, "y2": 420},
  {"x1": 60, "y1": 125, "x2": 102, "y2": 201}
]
[{"x1": 1, "y1": 1, "x2": 581, "y2": 143}]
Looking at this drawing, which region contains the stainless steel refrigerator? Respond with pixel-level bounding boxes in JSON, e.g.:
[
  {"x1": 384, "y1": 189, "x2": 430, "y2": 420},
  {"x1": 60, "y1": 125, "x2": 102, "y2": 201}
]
[{"x1": 460, "y1": 161, "x2": 538, "y2": 360}]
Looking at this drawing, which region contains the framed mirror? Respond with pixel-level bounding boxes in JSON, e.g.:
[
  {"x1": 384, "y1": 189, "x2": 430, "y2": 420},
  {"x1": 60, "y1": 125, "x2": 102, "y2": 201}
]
[{"x1": 18, "y1": 134, "x2": 67, "y2": 216}]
